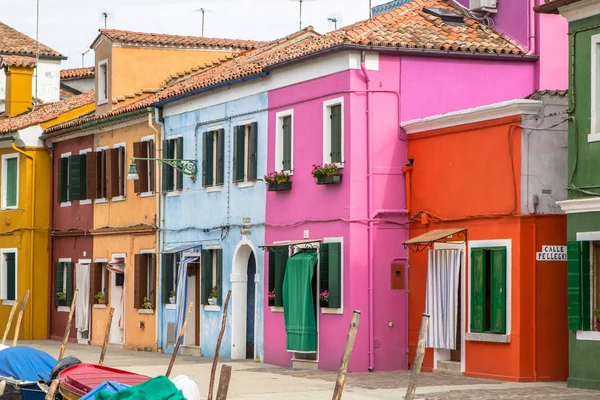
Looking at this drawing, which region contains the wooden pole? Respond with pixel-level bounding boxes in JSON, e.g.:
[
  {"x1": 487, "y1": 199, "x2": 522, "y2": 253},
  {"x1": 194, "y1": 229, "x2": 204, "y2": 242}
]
[
  {"x1": 216, "y1": 364, "x2": 232, "y2": 400},
  {"x1": 332, "y1": 310, "x2": 361, "y2": 400},
  {"x1": 58, "y1": 290, "x2": 79, "y2": 361},
  {"x1": 405, "y1": 313, "x2": 430, "y2": 400},
  {"x1": 45, "y1": 379, "x2": 60, "y2": 400},
  {"x1": 165, "y1": 302, "x2": 194, "y2": 378},
  {"x1": 98, "y1": 307, "x2": 115, "y2": 366},
  {"x1": 12, "y1": 290, "x2": 30, "y2": 346},
  {"x1": 2, "y1": 299, "x2": 19, "y2": 345},
  {"x1": 207, "y1": 290, "x2": 232, "y2": 400}
]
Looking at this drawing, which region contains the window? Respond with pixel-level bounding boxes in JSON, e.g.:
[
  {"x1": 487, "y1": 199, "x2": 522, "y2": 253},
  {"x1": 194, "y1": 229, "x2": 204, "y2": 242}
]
[
  {"x1": 275, "y1": 111, "x2": 293, "y2": 172},
  {"x1": 98, "y1": 60, "x2": 108, "y2": 104},
  {"x1": 134, "y1": 253, "x2": 156, "y2": 309},
  {"x1": 202, "y1": 130, "x2": 224, "y2": 188},
  {"x1": 319, "y1": 242, "x2": 342, "y2": 309},
  {"x1": 232, "y1": 123, "x2": 258, "y2": 183},
  {"x1": 55, "y1": 261, "x2": 74, "y2": 307},
  {"x1": 85, "y1": 147, "x2": 126, "y2": 200},
  {"x1": 470, "y1": 247, "x2": 507, "y2": 334},
  {"x1": 161, "y1": 253, "x2": 180, "y2": 304},
  {"x1": 323, "y1": 98, "x2": 344, "y2": 165},
  {"x1": 58, "y1": 153, "x2": 87, "y2": 203},
  {"x1": 133, "y1": 138, "x2": 155, "y2": 194},
  {"x1": 90, "y1": 262, "x2": 109, "y2": 305},
  {"x1": 201, "y1": 249, "x2": 222, "y2": 305},
  {"x1": 2, "y1": 154, "x2": 18, "y2": 209},
  {"x1": 163, "y1": 137, "x2": 183, "y2": 192},
  {"x1": 0, "y1": 250, "x2": 16, "y2": 302},
  {"x1": 268, "y1": 247, "x2": 289, "y2": 307},
  {"x1": 567, "y1": 241, "x2": 599, "y2": 331}
]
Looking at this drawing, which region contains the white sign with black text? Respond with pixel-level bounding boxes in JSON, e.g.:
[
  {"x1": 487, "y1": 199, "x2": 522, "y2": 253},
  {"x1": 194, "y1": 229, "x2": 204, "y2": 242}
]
[{"x1": 536, "y1": 245, "x2": 567, "y2": 261}]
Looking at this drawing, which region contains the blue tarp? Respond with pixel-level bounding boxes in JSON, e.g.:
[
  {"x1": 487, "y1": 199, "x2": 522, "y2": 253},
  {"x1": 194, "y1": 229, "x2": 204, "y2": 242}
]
[
  {"x1": 0, "y1": 346, "x2": 56, "y2": 382},
  {"x1": 80, "y1": 381, "x2": 130, "y2": 400}
]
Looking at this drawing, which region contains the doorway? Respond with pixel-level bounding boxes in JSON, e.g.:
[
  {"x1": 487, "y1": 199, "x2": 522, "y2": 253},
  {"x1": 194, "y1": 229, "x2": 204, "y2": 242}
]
[
  {"x1": 231, "y1": 242, "x2": 257, "y2": 360},
  {"x1": 246, "y1": 254, "x2": 256, "y2": 359},
  {"x1": 109, "y1": 271, "x2": 124, "y2": 344},
  {"x1": 183, "y1": 259, "x2": 201, "y2": 347}
]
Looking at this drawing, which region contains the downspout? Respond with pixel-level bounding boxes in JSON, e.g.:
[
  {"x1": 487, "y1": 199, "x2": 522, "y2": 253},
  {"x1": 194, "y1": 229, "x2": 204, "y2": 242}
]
[
  {"x1": 150, "y1": 109, "x2": 163, "y2": 350},
  {"x1": 401, "y1": 163, "x2": 413, "y2": 215},
  {"x1": 11, "y1": 141, "x2": 35, "y2": 340},
  {"x1": 360, "y1": 52, "x2": 375, "y2": 372},
  {"x1": 532, "y1": 217, "x2": 538, "y2": 380},
  {"x1": 528, "y1": 0, "x2": 539, "y2": 91},
  {"x1": 41, "y1": 138, "x2": 53, "y2": 340}
]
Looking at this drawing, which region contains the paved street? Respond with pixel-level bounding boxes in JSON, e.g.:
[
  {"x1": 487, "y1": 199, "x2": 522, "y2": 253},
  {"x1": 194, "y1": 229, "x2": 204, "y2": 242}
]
[{"x1": 22, "y1": 341, "x2": 600, "y2": 399}]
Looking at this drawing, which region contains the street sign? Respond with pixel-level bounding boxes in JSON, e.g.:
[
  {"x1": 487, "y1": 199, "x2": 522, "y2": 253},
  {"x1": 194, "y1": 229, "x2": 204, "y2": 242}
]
[{"x1": 536, "y1": 245, "x2": 566, "y2": 261}]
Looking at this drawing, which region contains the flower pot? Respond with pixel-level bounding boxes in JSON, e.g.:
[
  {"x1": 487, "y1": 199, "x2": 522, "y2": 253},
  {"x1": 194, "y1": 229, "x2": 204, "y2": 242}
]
[
  {"x1": 268, "y1": 299, "x2": 275, "y2": 307},
  {"x1": 208, "y1": 298, "x2": 218, "y2": 306},
  {"x1": 169, "y1": 297, "x2": 176, "y2": 304},
  {"x1": 596, "y1": 320, "x2": 600, "y2": 331},
  {"x1": 316, "y1": 174, "x2": 342, "y2": 185},
  {"x1": 57, "y1": 299, "x2": 66, "y2": 307},
  {"x1": 320, "y1": 300, "x2": 329, "y2": 308},
  {"x1": 267, "y1": 181, "x2": 292, "y2": 191},
  {"x1": 97, "y1": 298, "x2": 105, "y2": 305}
]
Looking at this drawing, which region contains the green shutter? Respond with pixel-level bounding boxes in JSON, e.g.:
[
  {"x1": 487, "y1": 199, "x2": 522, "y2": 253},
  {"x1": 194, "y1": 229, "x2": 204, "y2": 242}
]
[
  {"x1": 162, "y1": 254, "x2": 174, "y2": 304},
  {"x1": 162, "y1": 139, "x2": 174, "y2": 191},
  {"x1": 319, "y1": 244, "x2": 330, "y2": 307},
  {"x1": 567, "y1": 241, "x2": 586, "y2": 330},
  {"x1": 268, "y1": 251, "x2": 276, "y2": 306},
  {"x1": 330, "y1": 104, "x2": 342, "y2": 163},
  {"x1": 55, "y1": 262, "x2": 64, "y2": 304},
  {"x1": 66, "y1": 262, "x2": 74, "y2": 305},
  {"x1": 203, "y1": 132, "x2": 214, "y2": 187},
  {"x1": 248, "y1": 122, "x2": 258, "y2": 181},
  {"x1": 328, "y1": 242, "x2": 342, "y2": 308},
  {"x1": 68, "y1": 155, "x2": 84, "y2": 201},
  {"x1": 6, "y1": 253, "x2": 15, "y2": 301},
  {"x1": 274, "y1": 249, "x2": 289, "y2": 307},
  {"x1": 282, "y1": 116, "x2": 292, "y2": 171},
  {"x1": 58, "y1": 157, "x2": 69, "y2": 203},
  {"x1": 201, "y1": 250, "x2": 213, "y2": 304},
  {"x1": 80, "y1": 154, "x2": 87, "y2": 200},
  {"x1": 216, "y1": 249, "x2": 223, "y2": 304},
  {"x1": 216, "y1": 129, "x2": 225, "y2": 185},
  {"x1": 490, "y1": 248, "x2": 507, "y2": 334},
  {"x1": 581, "y1": 241, "x2": 592, "y2": 330},
  {"x1": 233, "y1": 126, "x2": 245, "y2": 183},
  {"x1": 5, "y1": 157, "x2": 17, "y2": 208},
  {"x1": 470, "y1": 249, "x2": 485, "y2": 333},
  {"x1": 176, "y1": 137, "x2": 184, "y2": 191}
]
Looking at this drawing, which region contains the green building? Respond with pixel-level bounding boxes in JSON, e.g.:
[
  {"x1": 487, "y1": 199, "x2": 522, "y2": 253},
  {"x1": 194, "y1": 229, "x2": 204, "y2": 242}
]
[{"x1": 537, "y1": 0, "x2": 600, "y2": 390}]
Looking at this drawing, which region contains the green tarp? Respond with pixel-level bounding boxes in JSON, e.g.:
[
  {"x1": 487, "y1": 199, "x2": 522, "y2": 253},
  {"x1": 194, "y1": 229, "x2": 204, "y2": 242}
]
[
  {"x1": 95, "y1": 376, "x2": 185, "y2": 400},
  {"x1": 283, "y1": 251, "x2": 317, "y2": 353}
]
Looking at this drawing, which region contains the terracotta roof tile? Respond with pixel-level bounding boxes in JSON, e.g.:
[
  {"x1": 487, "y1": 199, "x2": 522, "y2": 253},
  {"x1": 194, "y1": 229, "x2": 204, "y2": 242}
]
[
  {"x1": 60, "y1": 67, "x2": 95, "y2": 80},
  {"x1": 94, "y1": 29, "x2": 266, "y2": 50},
  {"x1": 0, "y1": 55, "x2": 37, "y2": 68},
  {"x1": 0, "y1": 91, "x2": 95, "y2": 134},
  {"x1": 0, "y1": 21, "x2": 63, "y2": 58}
]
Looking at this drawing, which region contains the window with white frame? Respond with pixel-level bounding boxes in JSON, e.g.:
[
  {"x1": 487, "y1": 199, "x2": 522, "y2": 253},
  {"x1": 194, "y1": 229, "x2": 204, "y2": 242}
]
[
  {"x1": 98, "y1": 60, "x2": 108, "y2": 104},
  {"x1": 275, "y1": 111, "x2": 293, "y2": 172},
  {"x1": 112, "y1": 143, "x2": 126, "y2": 200},
  {"x1": 161, "y1": 253, "x2": 180, "y2": 304},
  {"x1": 202, "y1": 130, "x2": 225, "y2": 188},
  {"x1": 323, "y1": 98, "x2": 344, "y2": 165},
  {"x1": 201, "y1": 248, "x2": 222, "y2": 305},
  {"x1": 232, "y1": 122, "x2": 258, "y2": 183},
  {"x1": 2, "y1": 153, "x2": 18, "y2": 209},
  {"x1": 0, "y1": 250, "x2": 17, "y2": 302}
]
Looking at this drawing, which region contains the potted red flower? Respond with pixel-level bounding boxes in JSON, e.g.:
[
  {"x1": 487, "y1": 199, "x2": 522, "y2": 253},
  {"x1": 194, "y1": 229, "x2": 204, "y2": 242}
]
[
  {"x1": 594, "y1": 308, "x2": 600, "y2": 331},
  {"x1": 264, "y1": 170, "x2": 292, "y2": 191},
  {"x1": 312, "y1": 163, "x2": 342, "y2": 185}
]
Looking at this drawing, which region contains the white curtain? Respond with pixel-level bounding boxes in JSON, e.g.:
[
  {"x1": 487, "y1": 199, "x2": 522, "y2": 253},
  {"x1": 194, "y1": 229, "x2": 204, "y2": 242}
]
[
  {"x1": 175, "y1": 257, "x2": 197, "y2": 342},
  {"x1": 75, "y1": 263, "x2": 90, "y2": 333},
  {"x1": 425, "y1": 249, "x2": 461, "y2": 349}
]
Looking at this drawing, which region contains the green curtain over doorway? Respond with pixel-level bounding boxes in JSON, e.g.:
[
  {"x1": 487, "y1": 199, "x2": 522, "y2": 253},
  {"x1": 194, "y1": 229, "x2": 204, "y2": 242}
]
[{"x1": 283, "y1": 251, "x2": 317, "y2": 352}]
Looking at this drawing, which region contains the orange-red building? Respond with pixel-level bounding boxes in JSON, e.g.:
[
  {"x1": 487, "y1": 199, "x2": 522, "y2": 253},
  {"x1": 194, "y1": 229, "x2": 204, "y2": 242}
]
[{"x1": 400, "y1": 92, "x2": 570, "y2": 381}]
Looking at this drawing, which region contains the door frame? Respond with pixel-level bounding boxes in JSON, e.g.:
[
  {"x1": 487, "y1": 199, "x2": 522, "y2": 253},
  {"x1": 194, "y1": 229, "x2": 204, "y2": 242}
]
[
  {"x1": 110, "y1": 252, "x2": 127, "y2": 345},
  {"x1": 182, "y1": 251, "x2": 201, "y2": 347},
  {"x1": 76, "y1": 259, "x2": 92, "y2": 344}
]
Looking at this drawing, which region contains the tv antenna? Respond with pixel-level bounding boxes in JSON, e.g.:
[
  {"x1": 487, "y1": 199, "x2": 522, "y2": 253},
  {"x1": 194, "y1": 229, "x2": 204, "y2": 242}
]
[
  {"x1": 290, "y1": 0, "x2": 315, "y2": 31},
  {"x1": 327, "y1": 13, "x2": 342, "y2": 31},
  {"x1": 193, "y1": 7, "x2": 211, "y2": 37},
  {"x1": 327, "y1": 17, "x2": 337, "y2": 30},
  {"x1": 99, "y1": 9, "x2": 114, "y2": 29}
]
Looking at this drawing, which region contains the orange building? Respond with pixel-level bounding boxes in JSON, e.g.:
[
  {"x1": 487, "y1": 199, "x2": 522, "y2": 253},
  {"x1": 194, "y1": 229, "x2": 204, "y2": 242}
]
[{"x1": 400, "y1": 92, "x2": 570, "y2": 381}]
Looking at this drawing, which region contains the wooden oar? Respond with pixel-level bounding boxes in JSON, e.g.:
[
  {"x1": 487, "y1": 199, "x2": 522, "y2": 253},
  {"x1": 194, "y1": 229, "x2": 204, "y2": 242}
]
[
  {"x1": 208, "y1": 290, "x2": 231, "y2": 400},
  {"x1": 12, "y1": 290, "x2": 30, "y2": 346},
  {"x1": 332, "y1": 310, "x2": 361, "y2": 400},
  {"x1": 45, "y1": 379, "x2": 60, "y2": 400},
  {"x1": 216, "y1": 365, "x2": 232, "y2": 400},
  {"x1": 165, "y1": 302, "x2": 194, "y2": 378},
  {"x1": 2, "y1": 299, "x2": 19, "y2": 345},
  {"x1": 58, "y1": 290, "x2": 78, "y2": 361},
  {"x1": 99, "y1": 307, "x2": 115, "y2": 366}
]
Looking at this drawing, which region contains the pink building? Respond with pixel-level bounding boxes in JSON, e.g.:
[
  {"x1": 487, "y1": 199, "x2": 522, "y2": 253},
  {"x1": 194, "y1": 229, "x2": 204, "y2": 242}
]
[{"x1": 262, "y1": 0, "x2": 567, "y2": 372}]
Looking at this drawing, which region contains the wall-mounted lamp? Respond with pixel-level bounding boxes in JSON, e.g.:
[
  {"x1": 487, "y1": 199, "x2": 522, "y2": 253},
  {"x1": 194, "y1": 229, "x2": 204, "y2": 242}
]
[{"x1": 128, "y1": 157, "x2": 198, "y2": 182}]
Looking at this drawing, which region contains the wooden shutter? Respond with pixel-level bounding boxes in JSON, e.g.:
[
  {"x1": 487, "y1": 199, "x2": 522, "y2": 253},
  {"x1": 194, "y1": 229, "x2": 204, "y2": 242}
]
[
  {"x1": 567, "y1": 241, "x2": 590, "y2": 330},
  {"x1": 149, "y1": 255, "x2": 157, "y2": 307},
  {"x1": 490, "y1": 248, "x2": 507, "y2": 334},
  {"x1": 85, "y1": 152, "x2": 98, "y2": 200},
  {"x1": 118, "y1": 146, "x2": 126, "y2": 196},
  {"x1": 330, "y1": 104, "x2": 342, "y2": 163},
  {"x1": 68, "y1": 155, "x2": 84, "y2": 201},
  {"x1": 282, "y1": 116, "x2": 292, "y2": 170},
  {"x1": 133, "y1": 142, "x2": 143, "y2": 194},
  {"x1": 274, "y1": 249, "x2": 289, "y2": 307},
  {"x1": 89, "y1": 262, "x2": 102, "y2": 303},
  {"x1": 80, "y1": 154, "x2": 87, "y2": 200},
  {"x1": 233, "y1": 126, "x2": 245, "y2": 183},
  {"x1": 176, "y1": 137, "x2": 184, "y2": 191},
  {"x1": 105, "y1": 148, "x2": 119, "y2": 198},
  {"x1": 248, "y1": 122, "x2": 258, "y2": 181},
  {"x1": 216, "y1": 129, "x2": 225, "y2": 185},
  {"x1": 58, "y1": 157, "x2": 69, "y2": 203},
  {"x1": 6, "y1": 253, "x2": 15, "y2": 301},
  {"x1": 201, "y1": 250, "x2": 213, "y2": 304},
  {"x1": 98, "y1": 150, "x2": 106, "y2": 198},
  {"x1": 66, "y1": 262, "x2": 74, "y2": 305},
  {"x1": 328, "y1": 242, "x2": 342, "y2": 308},
  {"x1": 133, "y1": 254, "x2": 145, "y2": 309},
  {"x1": 319, "y1": 244, "x2": 329, "y2": 307},
  {"x1": 203, "y1": 132, "x2": 214, "y2": 187},
  {"x1": 215, "y1": 249, "x2": 223, "y2": 303},
  {"x1": 162, "y1": 254, "x2": 174, "y2": 304},
  {"x1": 268, "y1": 251, "x2": 276, "y2": 306},
  {"x1": 5, "y1": 157, "x2": 17, "y2": 207},
  {"x1": 148, "y1": 140, "x2": 155, "y2": 192},
  {"x1": 470, "y1": 249, "x2": 485, "y2": 333},
  {"x1": 162, "y1": 140, "x2": 174, "y2": 191},
  {"x1": 55, "y1": 262, "x2": 64, "y2": 304}
]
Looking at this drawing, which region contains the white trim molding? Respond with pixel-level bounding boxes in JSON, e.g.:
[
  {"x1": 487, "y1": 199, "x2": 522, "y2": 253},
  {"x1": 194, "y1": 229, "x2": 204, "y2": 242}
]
[
  {"x1": 1, "y1": 153, "x2": 19, "y2": 210},
  {"x1": 401, "y1": 100, "x2": 543, "y2": 134},
  {"x1": 591, "y1": 33, "x2": 600, "y2": 140},
  {"x1": 275, "y1": 109, "x2": 294, "y2": 173},
  {"x1": 323, "y1": 97, "x2": 345, "y2": 167},
  {"x1": 576, "y1": 330, "x2": 600, "y2": 341},
  {"x1": 557, "y1": 197, "x2": 600, "y2": 214},
  {"x1": 559, "y1": 0, "x2": 600, "y2": 22},
  {"x1": 577, "y1": 231, "x2": 600, "y2": 241}
]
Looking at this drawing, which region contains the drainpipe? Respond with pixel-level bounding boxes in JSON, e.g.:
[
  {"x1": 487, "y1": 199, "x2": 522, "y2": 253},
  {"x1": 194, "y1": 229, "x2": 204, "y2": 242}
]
[
  {"x1": 150, "y1": 109, "x2": 163, "y2": 350},
  {"x1": 41, "y1": 137, "x2": 54, "y2": 340},
  {"x1": 11, "y1": 141, "x2": 35, "y2": 340},
  {"x1": 528, "y1": 0, "x2": 540, "y2": 91},
  {"x1": 401, "y1": 163, "x2": 413, "y2": 215},
  {"x1": 360, "y1": 52, "x2": 375, "y2": 372},
  {"x1": 532, "y1": 217, "x2": 538, "y2": 380}
]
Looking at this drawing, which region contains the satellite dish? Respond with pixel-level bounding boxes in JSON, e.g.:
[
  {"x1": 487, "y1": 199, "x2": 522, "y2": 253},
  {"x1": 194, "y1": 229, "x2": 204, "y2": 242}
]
[{"x1": 98, "y1": 8, "x2": 114, "y2": 29}]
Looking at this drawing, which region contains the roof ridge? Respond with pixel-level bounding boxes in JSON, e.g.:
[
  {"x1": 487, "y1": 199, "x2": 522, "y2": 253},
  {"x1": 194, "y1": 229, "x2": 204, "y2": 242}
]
[{"x1": 0, "y1": 21, "x2": 64, "y2": 59}]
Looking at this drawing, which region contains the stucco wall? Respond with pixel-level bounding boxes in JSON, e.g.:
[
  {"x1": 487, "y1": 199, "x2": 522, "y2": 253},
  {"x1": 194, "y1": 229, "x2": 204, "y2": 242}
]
[{"x1": 62, "y1": 77, "x2": 95, "y2": 94}]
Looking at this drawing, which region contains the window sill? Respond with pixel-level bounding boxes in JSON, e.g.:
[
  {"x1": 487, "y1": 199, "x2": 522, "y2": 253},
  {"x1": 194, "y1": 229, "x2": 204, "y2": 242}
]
[
  {"x1": 138, "y1": 309, "x2": 154, "y2": 315},
  {"x1": 57, "y1": 306, "x2": 71, "y2": 313},
  {"x1": 79, "y1": 200, "x2": 92, "y2": 205},
  {"x1": 95, "y1": 198, "x2": 108, "y2": 204},
  {"x1": 576, "y1": 330, "x2": 600, "y2": 341},
  {"x1": 60, "y1": 202, "x2": 71, "y2": 208},
  {"x1": 236, "y1": 181, "x2": 255, "y2": 189},
  {"x1": 465, "y1": 332, "x2": 510, "y2": 343},
  {"x1": 166, "y1": 191, "x2": 181, "y2": 198},
  {"x1": 112, "y1": 196, "x2": 125, "y2": 202},
  {"x1": 204, "y1": 305, "x2": 220, "y2": 312},
  {"x1": 165, "y1": 304, "x2": 176, "y2": 310},
  {"x1": 206, "y1": 186, "x2": 222, "y2": 193},
  {"x1": 140, "y1": 192, "x2": 155, "y2": 198},
  {"x1": 588, "y1": 133, "x2": 600, "y2": 143},
  {"x1": 322, "y1": 162, "x2": 345, "y2": 169},
  {"x1": 98, "y1": 99, "x2": 108, "y2": 106},
  {"x1": 321, "y1": 308, "x2": 343, "y2": 315},
  {"x1": 270, "y1": 306, "x2": 284, "y2": 313},
  {"x1": 93, "y1": 304, "x2": 107, "y2": 309},
  {"x1": 2, "y1": 300, "x2": 15, "y2": 306}
]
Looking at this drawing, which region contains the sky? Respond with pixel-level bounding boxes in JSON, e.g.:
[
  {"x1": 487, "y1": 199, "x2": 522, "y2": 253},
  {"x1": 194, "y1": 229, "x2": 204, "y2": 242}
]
[{"x1": 3, "y1": 0, "x2": 391, "y2": 69}]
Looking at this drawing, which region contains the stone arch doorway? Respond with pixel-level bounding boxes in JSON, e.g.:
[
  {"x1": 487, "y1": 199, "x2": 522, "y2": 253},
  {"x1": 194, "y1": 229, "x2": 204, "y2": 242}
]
[{"x1": 231, "y1": 241, "x2": 258, "y2": 360}]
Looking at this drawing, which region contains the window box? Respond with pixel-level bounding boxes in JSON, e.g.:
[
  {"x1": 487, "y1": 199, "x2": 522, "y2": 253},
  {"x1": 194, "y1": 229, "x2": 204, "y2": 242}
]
[
  {"x1": 316, "y1": 174, "x2": 342, "y2": 185},
  {"x1": 267, "y1": 181, "x2": 292, "y2": 191}
]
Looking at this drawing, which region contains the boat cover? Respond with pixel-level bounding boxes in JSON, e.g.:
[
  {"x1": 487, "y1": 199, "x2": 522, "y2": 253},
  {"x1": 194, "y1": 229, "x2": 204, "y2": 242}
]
[
  {"x1": 0, "y1": 344, "x2": 8, "y2": 351},
  {"x1": 95, "y1": 376, "x2": 185, "y2": 400},
  {"x1": 0, "y1": 346, "x2": 56, "y2": 382},
  {"x1": 79, "y1": 381, "x2": 130, "y2": 400}
]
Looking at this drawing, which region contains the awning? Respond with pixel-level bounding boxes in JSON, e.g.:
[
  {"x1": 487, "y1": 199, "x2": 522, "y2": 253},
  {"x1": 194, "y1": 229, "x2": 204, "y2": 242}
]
[
  {"x1": 402, "y1": 228, "x2": 467, "y2": 253},
  {"x1": 283, "y1": 251, "x2": 318, "y2": 353},
  {"x1": 259, "y1": 239, "x2": 322, "y2": 253},
  {"x1": 162, "y1": 243, "x2": 203, "y2": 254}
]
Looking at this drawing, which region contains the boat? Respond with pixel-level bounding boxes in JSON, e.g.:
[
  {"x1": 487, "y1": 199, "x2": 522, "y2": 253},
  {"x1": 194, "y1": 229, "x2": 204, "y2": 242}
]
[
  {"x1": 0, "y1": 346, "x2": 57, "y2": 400},
  {"x1": 57, "y1": 364, "x2": 150, "y2": 400}
]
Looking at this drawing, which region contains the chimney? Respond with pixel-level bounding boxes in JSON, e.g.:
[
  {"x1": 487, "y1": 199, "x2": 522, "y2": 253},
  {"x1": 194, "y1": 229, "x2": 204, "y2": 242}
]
[{"x1": 5, "y1": 66, "x2": 34, "y2": 117}]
